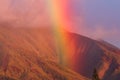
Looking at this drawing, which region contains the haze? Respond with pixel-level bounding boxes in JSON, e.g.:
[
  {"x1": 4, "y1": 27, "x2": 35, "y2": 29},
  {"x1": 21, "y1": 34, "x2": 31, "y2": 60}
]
[{"x1": 0, "y1": 0, "x2": 119, "y2": 47}]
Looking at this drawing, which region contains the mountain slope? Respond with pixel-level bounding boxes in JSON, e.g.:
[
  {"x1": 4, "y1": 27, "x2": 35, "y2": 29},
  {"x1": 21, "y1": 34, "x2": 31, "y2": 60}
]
[
  {"x1": 0, "y1": 26, "x2": 120, "y2": 80},
  {"x1": 66, "y1": 32, "x2": 120, "y2": 80},
  {"x1": 0, "y1": 26, "x2": 88, "y2": 80}
]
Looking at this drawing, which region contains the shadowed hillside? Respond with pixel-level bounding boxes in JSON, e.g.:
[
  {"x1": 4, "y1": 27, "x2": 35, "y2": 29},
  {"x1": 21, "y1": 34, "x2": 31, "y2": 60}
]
[{"x1": 66, "y1": 32, "x2": 120, "y2": 80}]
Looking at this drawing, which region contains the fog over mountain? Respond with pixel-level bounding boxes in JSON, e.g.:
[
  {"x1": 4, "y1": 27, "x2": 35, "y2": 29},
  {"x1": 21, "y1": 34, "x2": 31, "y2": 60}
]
[
  {"x1": 0, "y1": 0, "x2": 120, "y2": 48},
  {"x1": 0, "y1": 0, "x2": 51, "y2": 27},
  {"x1": 0, "y1": 1, "x2": 120, "y2": 80}
]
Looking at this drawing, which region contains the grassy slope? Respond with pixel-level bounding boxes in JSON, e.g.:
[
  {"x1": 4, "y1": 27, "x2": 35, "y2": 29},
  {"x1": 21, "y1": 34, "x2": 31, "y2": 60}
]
[{"x1": 0, "y1": 26, "x2": 89, "y2": 80}]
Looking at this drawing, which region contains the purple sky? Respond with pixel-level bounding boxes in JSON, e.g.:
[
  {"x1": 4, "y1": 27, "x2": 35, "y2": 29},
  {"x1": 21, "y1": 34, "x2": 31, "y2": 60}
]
[
  {"x1": 0, "y1": 0, "x2": 120, "y2": 47},
  {"x1": 84, "y1": 0, "x2": 120, "y2": 48},
  {"x1": 69, "y1": 0, "x2": 120, "y2": 48}
]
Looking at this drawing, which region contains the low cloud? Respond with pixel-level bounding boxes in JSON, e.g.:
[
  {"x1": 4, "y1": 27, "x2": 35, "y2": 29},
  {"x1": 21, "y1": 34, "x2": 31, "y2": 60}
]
[
  {"x1": 75, "y1": 24, "x2": 120, "y2": 47},
  {"x1": 0, "y1": 0, "x2": 51, "y2": 27},
  {"x1": 92, "y1": 26, "x2": 120, "y2": 39}
]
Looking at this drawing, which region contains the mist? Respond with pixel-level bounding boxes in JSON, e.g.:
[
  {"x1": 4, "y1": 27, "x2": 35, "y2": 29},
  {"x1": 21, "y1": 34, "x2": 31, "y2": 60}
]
[
  {"x1": 0, "y1": 0, "x2": 119, "y2": 47},
  {"x1": 0, "y1": 0, "x2": 51, "y2": 27}
]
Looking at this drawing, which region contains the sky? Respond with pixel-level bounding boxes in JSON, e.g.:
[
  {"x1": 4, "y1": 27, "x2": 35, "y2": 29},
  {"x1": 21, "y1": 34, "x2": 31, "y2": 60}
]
[
  {"x1": 66, "y1": 0, "x2": 120, "y2": 47},
  {"x1": 81, "y1": 0, "x2": 120, "y2": 48},
  {"x1": 0, "y1": 0, "x2": 120, "y2": 48}
]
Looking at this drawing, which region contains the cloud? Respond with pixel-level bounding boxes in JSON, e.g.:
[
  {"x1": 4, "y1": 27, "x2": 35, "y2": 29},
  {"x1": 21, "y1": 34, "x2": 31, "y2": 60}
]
[
  {"x1": 0, "y1": 0, "x2": 16, "y2": 21},
  {"x1": 0, "y1": 0, "x2": 51, "y2": 27},
  {"x1": 75, "y1": 24, "x2": 120, "y2": 47},
  {"x1": 92, "y1": 26, "x2": 120, "y2": 47},
  {"x1": 93, "y1": 26, "x2": 119, "y2": 39}
]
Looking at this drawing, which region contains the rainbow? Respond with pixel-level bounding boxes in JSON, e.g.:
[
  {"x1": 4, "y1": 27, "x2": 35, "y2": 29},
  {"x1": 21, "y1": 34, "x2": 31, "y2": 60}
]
[{"x1": 46, "y1": 0, "x2": 74, "y2": 66}]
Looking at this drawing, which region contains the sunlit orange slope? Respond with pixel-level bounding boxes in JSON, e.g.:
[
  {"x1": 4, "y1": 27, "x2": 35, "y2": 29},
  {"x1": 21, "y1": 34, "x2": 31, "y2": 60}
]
[{"x1": 0, "y1": 26, "x2": 89, "y2": 80}]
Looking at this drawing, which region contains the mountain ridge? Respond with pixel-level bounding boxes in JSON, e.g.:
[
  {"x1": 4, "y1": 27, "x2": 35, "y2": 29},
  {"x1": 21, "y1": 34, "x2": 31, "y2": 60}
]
[{"x1": 66, "y1": 32, "x2": 120, "y2": 80}]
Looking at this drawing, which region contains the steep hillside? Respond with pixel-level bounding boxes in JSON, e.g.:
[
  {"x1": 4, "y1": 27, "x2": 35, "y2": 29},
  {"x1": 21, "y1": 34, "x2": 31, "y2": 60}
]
[
  {"x1": 0, "y1": 26, "x2": 88, "y2": 80},
  {"x1": 66, "y1": 32, "x2": 120, "y2": 80},
  {"x1": 0, "y1": 26, "x2": 119, "y2": 80}
]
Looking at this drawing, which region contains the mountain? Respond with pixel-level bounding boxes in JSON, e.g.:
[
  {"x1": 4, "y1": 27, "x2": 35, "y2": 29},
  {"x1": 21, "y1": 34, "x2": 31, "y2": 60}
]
[
  {"x1": 66, "y1": 32, "x2": 120, "y2": 80},
  {"x1": 0, "y1": 26, "x2": 88, "y2": 80},
  {"x1": 0, "y1": 26, "x2": 120, "y2": 80}
]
